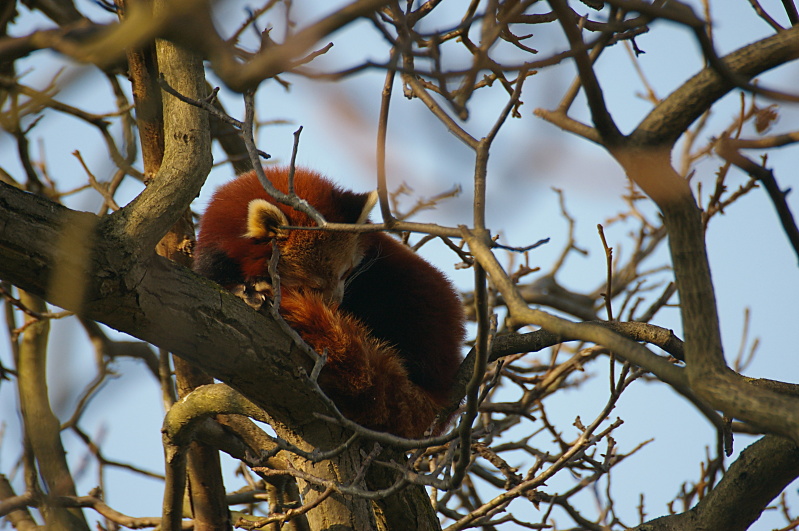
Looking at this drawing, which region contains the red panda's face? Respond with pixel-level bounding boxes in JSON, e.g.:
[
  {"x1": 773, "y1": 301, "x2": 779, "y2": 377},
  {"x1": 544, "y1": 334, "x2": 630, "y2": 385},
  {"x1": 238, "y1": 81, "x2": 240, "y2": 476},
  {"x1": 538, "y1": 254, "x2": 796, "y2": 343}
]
[
  {"x1": 245, "y1": 197, "x2": 370, "y2": 304},
  {"x1": 275, "y1": 230, "x2": 365, "y2": 304},
  {"x1": 195, "y1": 169, "x2": 377, "y2": 305}
]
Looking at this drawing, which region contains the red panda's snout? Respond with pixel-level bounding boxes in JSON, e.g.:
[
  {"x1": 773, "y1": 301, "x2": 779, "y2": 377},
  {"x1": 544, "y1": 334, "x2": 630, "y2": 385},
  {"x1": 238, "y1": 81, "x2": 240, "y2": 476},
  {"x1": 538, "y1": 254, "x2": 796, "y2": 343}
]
[{"x1": 273, "y1": 238, "x2": 364, "y2": 306}]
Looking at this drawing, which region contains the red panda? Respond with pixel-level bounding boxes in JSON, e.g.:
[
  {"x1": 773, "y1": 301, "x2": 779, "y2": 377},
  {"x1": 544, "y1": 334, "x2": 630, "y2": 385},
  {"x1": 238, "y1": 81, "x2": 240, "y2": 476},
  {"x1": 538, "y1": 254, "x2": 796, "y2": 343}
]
[{"x1": 194, "y1": 167, "x2": 465, "y2": 438}]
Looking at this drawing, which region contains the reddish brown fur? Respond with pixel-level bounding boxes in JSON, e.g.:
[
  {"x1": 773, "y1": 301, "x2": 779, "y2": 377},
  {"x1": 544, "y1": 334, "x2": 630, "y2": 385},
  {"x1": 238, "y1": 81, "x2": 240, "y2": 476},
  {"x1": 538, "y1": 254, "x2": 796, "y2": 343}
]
[
  {"x1": 194, "y1": 167, "x2": 371, "y2": 295},
  {"x1": 279, "y1": 290, "x2": 440, "y2": 437},
  {"x1": 194, "y1": 168, "x2": 465, "y2": 438}
]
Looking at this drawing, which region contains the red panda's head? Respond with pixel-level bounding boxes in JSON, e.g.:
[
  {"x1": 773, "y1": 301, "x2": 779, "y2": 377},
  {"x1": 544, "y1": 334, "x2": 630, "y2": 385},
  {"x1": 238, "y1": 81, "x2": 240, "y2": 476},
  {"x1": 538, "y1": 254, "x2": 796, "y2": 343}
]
[{"x1": 196, "y1": 167, "x2": 377, "y2": 303}]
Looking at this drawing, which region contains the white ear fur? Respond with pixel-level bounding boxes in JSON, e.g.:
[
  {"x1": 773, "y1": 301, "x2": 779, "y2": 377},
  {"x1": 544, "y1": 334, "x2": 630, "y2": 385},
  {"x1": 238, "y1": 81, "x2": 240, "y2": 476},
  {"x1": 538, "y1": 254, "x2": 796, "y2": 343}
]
[
  {"x1": 357, "y1": 190, "x2": 379, "y2": 224},
  {"x1": 244, "y1": 199, "x2": 288, "y2": 239}
]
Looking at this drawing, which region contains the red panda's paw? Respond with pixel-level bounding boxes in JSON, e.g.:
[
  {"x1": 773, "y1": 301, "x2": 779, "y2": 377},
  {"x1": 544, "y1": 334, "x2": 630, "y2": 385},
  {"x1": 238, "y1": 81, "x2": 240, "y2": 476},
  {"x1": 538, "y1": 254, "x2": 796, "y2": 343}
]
[{"x1": 229, "y1": 279, "x2": 273, "y2": 310}]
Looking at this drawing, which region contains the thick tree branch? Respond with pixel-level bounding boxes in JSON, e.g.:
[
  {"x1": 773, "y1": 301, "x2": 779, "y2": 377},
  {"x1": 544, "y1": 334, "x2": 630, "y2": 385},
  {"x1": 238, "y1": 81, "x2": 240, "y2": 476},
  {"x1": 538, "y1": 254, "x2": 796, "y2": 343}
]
[
  {"x1": 613, "y1": 124, "x2": 799, "y2": 445},
  {"x1": 142, "y1": 5, "x2": 231, "y2": 527},
  {"x1": 109, "y1": 6, "x2": 211, "y2": 254},
  {"x1": 610, "y1": 37, "x2": 799, "y2": 442},
  {"x1": 635, "y1": 435, "x2": 799, "y2": 531},
  {"x1": 632, "y1": 24, "x2": 799, "y2": 146},
  {"x1": 0, "y1": 181, "x2": 335, "y2": 435},
  {"x1": 536, "y1": 11, "x2": 799, "y2": 444},
  {"x1": 16, "y1": 292, "x2": 89, "y2": 530}
]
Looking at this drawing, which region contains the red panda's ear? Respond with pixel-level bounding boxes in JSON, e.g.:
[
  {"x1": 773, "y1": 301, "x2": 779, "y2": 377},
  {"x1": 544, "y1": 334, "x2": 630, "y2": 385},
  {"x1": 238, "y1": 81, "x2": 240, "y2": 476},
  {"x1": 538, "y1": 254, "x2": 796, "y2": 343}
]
[
  {"x1": 245, "y1": 199, "x2": 288, "y2": 239},
  {"x1": 357, "y1": 191, "x2": 379, "y2": 224}
]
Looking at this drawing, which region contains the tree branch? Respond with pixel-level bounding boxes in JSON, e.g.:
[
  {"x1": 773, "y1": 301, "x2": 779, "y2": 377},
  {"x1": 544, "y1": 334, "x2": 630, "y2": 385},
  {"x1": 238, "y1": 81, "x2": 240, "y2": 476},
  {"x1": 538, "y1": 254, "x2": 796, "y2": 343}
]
[
  {"x1": 635, "y1": 435, "x2": 799, "y2": 531},
  {"x1": 0, "y1": 181, "x2": 335, "y2": 434},
  {"x1": 15, "y1": 292, "x2": 89, "y2": 530},
  {"x1": 632, "y1": 25, "x2": 799, "y2": 147},
  {"x1": 109, "y1": 4, "x2": 212, "y2": 254}
]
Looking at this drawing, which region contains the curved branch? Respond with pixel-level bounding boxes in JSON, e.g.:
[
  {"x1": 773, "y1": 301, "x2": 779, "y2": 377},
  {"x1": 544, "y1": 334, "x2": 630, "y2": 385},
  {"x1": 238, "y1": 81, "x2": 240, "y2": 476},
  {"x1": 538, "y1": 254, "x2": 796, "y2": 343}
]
[
  {"x1": 488, "y1": 320, "x2": 685, "y2": 362},
  {"x1": 16, "y1": 292, "x2": 89, "y2": 530},
  {"x1": 635, "y1": 435, "x2": 799, "y2": 531},
  {"x1": 597, "y1": 26, "x2": 799, "y2": 444},
  {"x1": 632, "y1": 25, "x2": 799, "y2": 147},
  {"x1": 161, "y1": 384, "x2": 272, "y2": 530},
  {"x1": 110, "y1": 15, "x2": 212, "y2": 254},
  {"x1": 163, "y1": 384, "x2": 273, "y2": 447}
]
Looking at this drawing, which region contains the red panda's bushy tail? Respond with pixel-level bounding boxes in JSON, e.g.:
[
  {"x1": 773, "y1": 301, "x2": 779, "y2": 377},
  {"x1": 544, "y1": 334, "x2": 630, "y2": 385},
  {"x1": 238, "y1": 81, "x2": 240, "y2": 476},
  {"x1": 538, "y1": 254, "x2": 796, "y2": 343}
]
[{"x1": 279, "y1": 289, "x2": 443, "y2": 438}]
